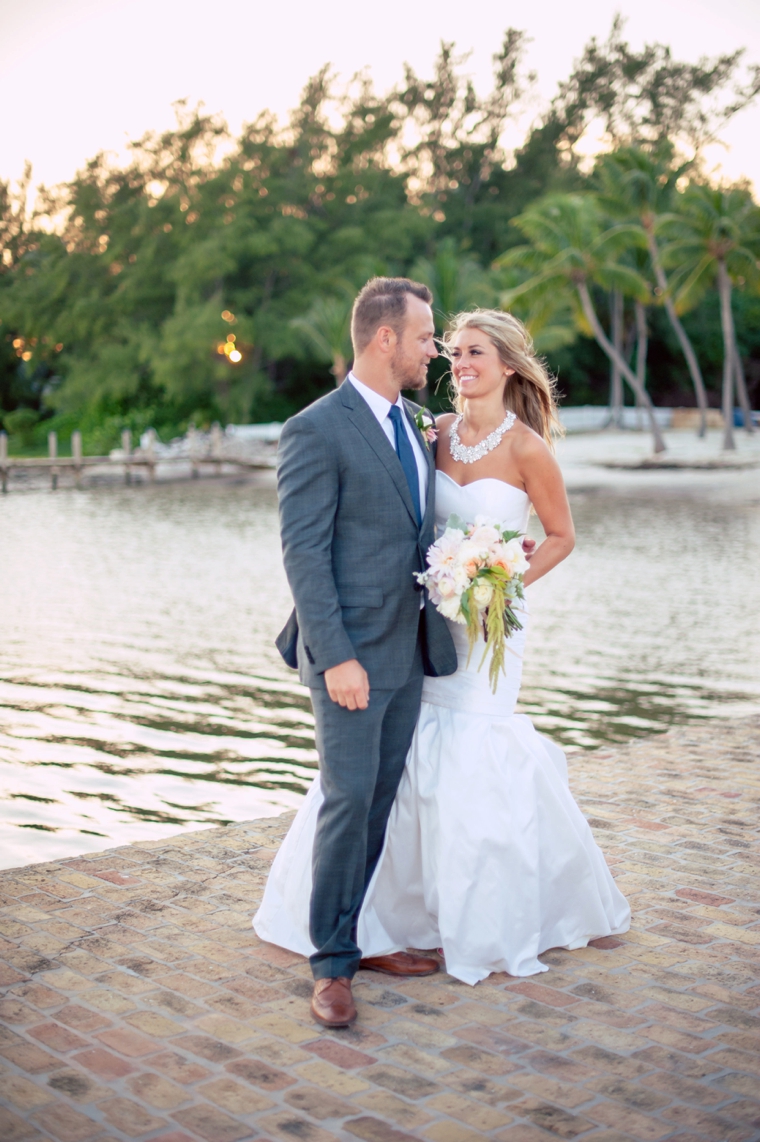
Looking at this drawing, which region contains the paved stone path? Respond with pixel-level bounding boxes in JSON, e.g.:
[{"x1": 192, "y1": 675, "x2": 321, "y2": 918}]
[{"x1": 1, "y1": 718, "x2": 759, "y2": 1142}]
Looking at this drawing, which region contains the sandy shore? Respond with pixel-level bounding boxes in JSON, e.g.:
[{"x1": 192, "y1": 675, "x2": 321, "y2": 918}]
[{"x1": 0, "y1": 717, "x2": 758, "y2": 1141}]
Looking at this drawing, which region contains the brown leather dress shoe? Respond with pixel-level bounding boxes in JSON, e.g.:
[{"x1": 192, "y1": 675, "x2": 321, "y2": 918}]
[
  {"x1": 310, "y1": 977, "x2": 357, "y2": 1028},
  {"x1": 359, "y1": 951, "x2": 439, "y2": 977}
]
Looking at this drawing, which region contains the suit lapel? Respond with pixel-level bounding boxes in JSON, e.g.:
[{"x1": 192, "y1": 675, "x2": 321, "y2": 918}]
[
  {"x1": 340, "y1": 382, "x2": 419, "y2": 527},
  {"x1": 404, "y1": 399, "x2": 436, "y2": 532}
]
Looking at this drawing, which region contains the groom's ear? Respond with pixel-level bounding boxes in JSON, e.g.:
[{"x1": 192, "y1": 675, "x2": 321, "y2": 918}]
[{"x1": 375, "y1": 324, "x2": 398, "y2": 355}]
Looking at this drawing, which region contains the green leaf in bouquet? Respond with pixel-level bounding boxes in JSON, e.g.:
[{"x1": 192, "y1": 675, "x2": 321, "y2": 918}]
[
  {"x1": 461, "y1": 587, "x2": 482, "y2": 668},
  {"x1": 445, "y1": 514, "x2": 469, "y2": 534}
]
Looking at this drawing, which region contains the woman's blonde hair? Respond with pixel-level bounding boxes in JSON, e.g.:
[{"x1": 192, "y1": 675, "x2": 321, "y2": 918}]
[{"x1": 442, "y1": 309, "x2": 563, "y2": 447}]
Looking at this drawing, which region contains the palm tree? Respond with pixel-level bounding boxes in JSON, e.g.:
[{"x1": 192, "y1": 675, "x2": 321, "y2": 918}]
[
  {"x1": 291, "y1": 288, "x2": 354, "y2": 385},
  {"x1": 498, "y1": 194, "x2": 667, "y2": 453},
  {"x1": 661, "y1": 184, "x2": 760, "y2": 449},
  {"x1": 411, "y1": 238, "x2": 495, "y2": 328},
  {"x1": 596, "y1": 148, "x2": 711, "y2": 436}
]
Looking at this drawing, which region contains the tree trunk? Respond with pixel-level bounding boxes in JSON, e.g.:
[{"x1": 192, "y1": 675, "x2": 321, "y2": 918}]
[
  {"x1": 646, "y1": 230, "x2": 709, "y2": 437},
  {"x1": 331, "y1": 353, "x2": 348, "y2": 386},
  {"x1": 577, "y1": 281, "x2": 666, "y2": 453},
  {"x1": 716, "y1": 261, "x2": 736, "y2": 451},
  {"x1": 634, "y1": 299, "x2": 648, "y2": 429},
  {"x1": 733, "y1": 342, "x2": 755, "y2": 433},
  {"x1": 606, "y1": 290, "x2": 624, "y2": 428}
]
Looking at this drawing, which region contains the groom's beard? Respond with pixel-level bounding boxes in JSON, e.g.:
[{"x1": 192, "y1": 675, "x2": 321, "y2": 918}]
[{"x1": 390, "y1": 345, "x2": 428, "y2": 391}]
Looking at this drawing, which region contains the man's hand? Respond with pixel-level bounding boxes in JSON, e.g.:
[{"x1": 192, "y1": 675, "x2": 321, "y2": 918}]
[
  {"x1": 324, "y1": 659, "x2": 370, "y2": 710},
  {"x1": 522, "y1": 537, "x2": 537, "y2": 562}
]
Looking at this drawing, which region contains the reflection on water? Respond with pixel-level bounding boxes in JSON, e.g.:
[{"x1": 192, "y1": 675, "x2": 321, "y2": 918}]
[{"x1": 1, "y1": 467, "x2": 758, "y2": 868}]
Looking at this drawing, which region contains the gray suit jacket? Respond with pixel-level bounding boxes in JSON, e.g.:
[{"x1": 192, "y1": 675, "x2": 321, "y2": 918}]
[{"x1": 275, "y1": 380, "x2": 457, "y2": 690}]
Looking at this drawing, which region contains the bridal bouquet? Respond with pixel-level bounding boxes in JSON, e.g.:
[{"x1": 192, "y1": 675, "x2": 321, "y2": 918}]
[{"x1": 416, "y1": 514, "x2": 529, "y2": 692}]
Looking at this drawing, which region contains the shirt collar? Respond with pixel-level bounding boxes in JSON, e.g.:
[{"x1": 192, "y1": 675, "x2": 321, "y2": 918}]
[{"x1": 348, "y1": 372, "x2": 405, "y2": 421}]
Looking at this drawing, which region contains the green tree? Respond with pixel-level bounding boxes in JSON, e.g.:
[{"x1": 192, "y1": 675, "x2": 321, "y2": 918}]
[
  {"x1": 411, "y1": 238, "x2": 495, "y2": 327},
  {"x1": 291, "y1": 288, "x2": 354, "y2": 385},
  {"x1": 499, "y1": 193, "x2": 666, "y2": 452},
  {"x1": 551, "y1": 15, "x2": 760, "y2": 153},
  {"x1": 596, "y1": 147, "x2": 711, "y2": 434},
  {"x1": 661, "y1": 183, "x2": 760, "y2": 449}
]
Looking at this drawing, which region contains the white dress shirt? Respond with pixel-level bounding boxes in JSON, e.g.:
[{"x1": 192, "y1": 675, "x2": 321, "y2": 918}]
[{"x1": 348, "y1": 372, "x2": 428, "y2": 517}]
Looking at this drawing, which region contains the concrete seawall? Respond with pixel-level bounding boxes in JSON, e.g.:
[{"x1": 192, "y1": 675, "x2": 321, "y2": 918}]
[{"x1": 0, "y1": 717, "x2": 759, "y2": 1141}]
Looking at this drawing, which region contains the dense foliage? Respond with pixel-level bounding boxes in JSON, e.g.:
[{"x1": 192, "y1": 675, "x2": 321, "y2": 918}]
[{"x1": 1, "y1": 21, "x2": 759, "y2": 453}]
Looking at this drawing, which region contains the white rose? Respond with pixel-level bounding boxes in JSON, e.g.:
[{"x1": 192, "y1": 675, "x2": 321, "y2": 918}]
[
  {"x1": 438, "y1": 595, "x2": 465, "y2": 623},
  {"x1": 452, "y1": 565, "x2": 471, "y2": 592},
  {"x1": 437, "y1": 577, "x2": 457, "y2": 598},
  {"x1": 472, "y1": 579, "x2": 494, "y2": 609},
  {"x1": 502, "y1": 537, "x2": 529, "y2": 574},
  {"x1": 469, "y1": 523, "x2": 500, "y2": 549}
]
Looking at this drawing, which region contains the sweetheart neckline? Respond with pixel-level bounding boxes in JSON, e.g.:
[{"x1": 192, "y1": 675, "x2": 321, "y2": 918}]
[{"x1": 437, "y1": 469, "x2": 529, "y2": 499}]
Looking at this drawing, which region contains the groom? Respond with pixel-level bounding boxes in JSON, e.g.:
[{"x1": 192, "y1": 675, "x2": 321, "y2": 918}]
[{"x1": 275, "y1": 277, "x2": 458, "y2": 1027}]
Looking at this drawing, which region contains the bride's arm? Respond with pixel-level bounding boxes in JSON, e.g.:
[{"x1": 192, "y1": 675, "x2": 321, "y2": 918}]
[{"x1": 514, "y1": 431, "x2": 575, "y2": 588}]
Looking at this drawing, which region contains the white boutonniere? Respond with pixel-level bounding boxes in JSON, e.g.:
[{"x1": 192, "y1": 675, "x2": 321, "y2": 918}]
[{"x1": 414, "y1": 408, "x2": 438, "y2": 449}]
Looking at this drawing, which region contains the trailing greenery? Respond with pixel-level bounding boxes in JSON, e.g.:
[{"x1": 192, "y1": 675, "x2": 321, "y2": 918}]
[{"x1": 1, "y1": 22, "x2": 759, "y2": 454}]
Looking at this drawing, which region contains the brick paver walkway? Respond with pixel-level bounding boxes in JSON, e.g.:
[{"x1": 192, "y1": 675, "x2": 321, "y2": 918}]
[{"x1": 1, "y1": 718, "x2": 759, "y2": 1142}]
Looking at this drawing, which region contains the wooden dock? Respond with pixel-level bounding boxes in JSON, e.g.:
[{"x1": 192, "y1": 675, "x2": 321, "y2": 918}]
[{"x1": 0, "y1": 427, "x2": 274, "y2": 492}]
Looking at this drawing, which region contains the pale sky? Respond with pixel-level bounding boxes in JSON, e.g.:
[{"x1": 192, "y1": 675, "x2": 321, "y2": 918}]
[{"x1": 2, "y1": 0, "x2": 759, "y2": 201}]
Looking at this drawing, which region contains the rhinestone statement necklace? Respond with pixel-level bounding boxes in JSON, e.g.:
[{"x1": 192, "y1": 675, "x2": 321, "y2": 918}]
[{"x1": 449, "y1": 411, "x2": 517, "y2": 464}]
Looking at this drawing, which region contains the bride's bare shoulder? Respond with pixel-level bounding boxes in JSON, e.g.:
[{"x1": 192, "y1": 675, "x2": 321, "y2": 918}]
[
  {"x1": 435, "y1": 412, "x2": 457, "y2": 428},
  {"x1": 511, "y1": 419, "x2": 557, "y2": 471}
]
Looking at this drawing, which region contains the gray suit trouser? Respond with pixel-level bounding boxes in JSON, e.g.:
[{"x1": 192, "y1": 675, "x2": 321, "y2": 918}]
[{"x1": 309, "y1": 633, "x2": 424, "y2": 980}]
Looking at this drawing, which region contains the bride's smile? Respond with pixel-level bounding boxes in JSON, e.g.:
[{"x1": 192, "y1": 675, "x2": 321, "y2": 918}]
[{"x1": 451, "y1": 327, "x2": 515, "y2": 408}]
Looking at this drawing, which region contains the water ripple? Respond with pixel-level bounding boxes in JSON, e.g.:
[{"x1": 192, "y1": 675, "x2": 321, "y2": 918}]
[{"x1": 1, "y1": 469, "x2": 758, "y2": 867}]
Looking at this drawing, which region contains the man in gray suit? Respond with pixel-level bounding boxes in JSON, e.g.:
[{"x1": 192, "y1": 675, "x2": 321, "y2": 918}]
[{"x1": 275, "y1": 277, "x2": 457, "y2": 1027}]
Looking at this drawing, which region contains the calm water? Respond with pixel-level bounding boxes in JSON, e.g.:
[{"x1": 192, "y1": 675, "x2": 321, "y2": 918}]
[{"x1": 1, "y1": 463, "x2": 758, "y2": 868}]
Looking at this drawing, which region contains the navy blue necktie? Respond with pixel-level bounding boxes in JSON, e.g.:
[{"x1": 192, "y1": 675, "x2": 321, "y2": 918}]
[{"x1": 388, "y1": 404, "x2": 422, "y2": 526}]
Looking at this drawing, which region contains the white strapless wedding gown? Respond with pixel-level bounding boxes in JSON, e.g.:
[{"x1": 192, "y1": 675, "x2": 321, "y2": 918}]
[{"x1": 254, "y1": 472, "x2": 630, "y2": 984}]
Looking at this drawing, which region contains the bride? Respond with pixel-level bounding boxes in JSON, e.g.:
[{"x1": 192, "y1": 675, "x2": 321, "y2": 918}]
[{"x1": 255, "y1": 308, "x2": 630, "y2": 985}]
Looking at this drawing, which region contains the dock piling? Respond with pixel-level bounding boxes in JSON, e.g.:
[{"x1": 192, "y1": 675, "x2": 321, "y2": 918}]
[
  {"x1": 121, "y1": 429, "x2": 131, "y2": 484},
  {"x1": 48, "y1": 431, "x2": 58, "y2": 490},
  {"x1": 211, "y1": 423, "x2": 222, "y2": 475},
  {"x1": 145, "y1": 429, "x2": 156, "y2": 482},
  {"x1": 188, "y1": 425, "x2": 199, "y2": 478},
  {"x1": 72, "y1": 430, "x2": 83, "y2": 487}
]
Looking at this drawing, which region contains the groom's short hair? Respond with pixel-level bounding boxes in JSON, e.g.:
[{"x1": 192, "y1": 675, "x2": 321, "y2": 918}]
[{"x1": 351, "y1": 277, "x2": 433, "y2": 354}]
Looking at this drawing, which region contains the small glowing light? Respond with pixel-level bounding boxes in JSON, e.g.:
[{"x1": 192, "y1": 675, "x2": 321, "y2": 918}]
[
  {"x1": 221, "y1": 310, "x2": 236, "y2": 323},
  {"x1": 22, "y1": 350, "x2": 32, "y2": 360},
  {"x1": 346, "y1": 195, "x2": 357, "y2": 204},
  {"x1": 259, "y1": 187, "x2": 268, "y2": 197},
  {"x1": 226, "y1": 333, "x2": 236, "y2": 343},
  {"x1": 433, "y1": 210, "x2": 446, "y2": 222},
  {"x1": 12, "y1": 338, "x2": 23, "y2": 348},
  {"x1": 223, "y1": 343, "x2": 233, "y2": 356},
  {"x1": 163, "y1": 223, "x2": 172, "y2": 233},
  {"x1": 217, "y1": 343, "x2": 227, "y2": 355},
  {"x1": 229, "y1": 349, "x2": 242, "y2": 363},
  {"x1": 55, "y1": 343, "x2": 64, "y2": 352}
]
